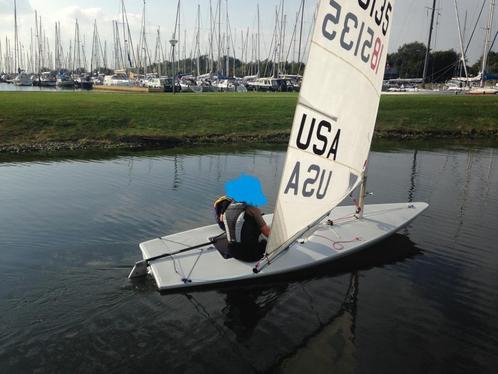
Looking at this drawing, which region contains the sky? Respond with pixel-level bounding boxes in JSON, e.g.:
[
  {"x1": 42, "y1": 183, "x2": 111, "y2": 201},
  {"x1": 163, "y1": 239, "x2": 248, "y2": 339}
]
[{"x1": 0, "y1": 0, "x2": 496, "y2": 69}]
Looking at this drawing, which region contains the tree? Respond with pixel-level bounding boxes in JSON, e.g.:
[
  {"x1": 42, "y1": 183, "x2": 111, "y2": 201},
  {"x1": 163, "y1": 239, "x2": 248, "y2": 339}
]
[
  {"x1": 387, "y1": 42, "x2": 426, "y2": 78},
  {"x1": 429, "y1": 50, "x2": 459, "y2": 82},
  {"x1": 470, "y1": 51, "x2": 498, "y2": 76}
]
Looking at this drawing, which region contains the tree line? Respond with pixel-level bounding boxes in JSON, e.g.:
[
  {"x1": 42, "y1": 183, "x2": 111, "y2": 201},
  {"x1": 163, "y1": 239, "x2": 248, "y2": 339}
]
[{"x1": 387, "y1": 42, "x2": 498, "y2": 82}]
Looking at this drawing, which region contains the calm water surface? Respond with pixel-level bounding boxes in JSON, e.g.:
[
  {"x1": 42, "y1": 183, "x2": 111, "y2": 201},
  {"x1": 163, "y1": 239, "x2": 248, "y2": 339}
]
[
  {"x1": 0, "y1": 82, "x2": 84, "y2": 92},
  {"x1": 0, "y1": 143, "x2": 497, "y2": 373}
]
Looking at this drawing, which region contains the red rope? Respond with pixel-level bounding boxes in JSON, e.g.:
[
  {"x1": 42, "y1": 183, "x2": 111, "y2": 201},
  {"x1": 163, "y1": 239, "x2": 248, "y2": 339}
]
[{"x1": 331, "y1": 237, "x2": 362, "y2": 251}]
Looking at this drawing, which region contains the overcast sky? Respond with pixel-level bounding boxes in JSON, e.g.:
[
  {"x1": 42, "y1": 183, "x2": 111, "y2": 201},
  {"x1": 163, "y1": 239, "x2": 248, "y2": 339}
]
[{"x1": 0, "y1": 0, "x2": 496, "y2": 65}]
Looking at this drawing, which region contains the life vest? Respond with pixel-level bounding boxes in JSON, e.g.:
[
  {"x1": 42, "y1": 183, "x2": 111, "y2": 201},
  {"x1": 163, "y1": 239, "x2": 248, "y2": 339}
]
[
  {"x1": 213, "y1": 196, "x2": 233, "y2": 230},
  {"x1": 222, "y1": 202, "x2": 246, "y2": 243},
  {"x1": 222, "y1": 202, "x2": 260, "y2": 249}
]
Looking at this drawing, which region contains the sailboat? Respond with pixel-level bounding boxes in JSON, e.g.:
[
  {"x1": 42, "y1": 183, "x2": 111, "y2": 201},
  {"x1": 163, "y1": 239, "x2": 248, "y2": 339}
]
[{"x1": 129, "y1": 0, "x2": 428, "y2": 291}]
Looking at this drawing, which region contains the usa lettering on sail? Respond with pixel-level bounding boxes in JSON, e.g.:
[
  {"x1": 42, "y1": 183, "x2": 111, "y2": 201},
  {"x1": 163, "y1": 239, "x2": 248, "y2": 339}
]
[
  {"x1": 284, "y1": 112, "x2": 340, "y2": 199},
  {"x1": 296, "y1": 113, "x2": 340, "y2": 161},
  {"x1": 321, "y1": 0, "x2": 393, "y2": 74}
]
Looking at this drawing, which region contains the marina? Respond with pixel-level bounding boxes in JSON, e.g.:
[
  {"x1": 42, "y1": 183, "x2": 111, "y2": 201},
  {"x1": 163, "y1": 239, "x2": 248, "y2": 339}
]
[{"x1": 1, "y1": 0, "x2": 497, "y2": 94}]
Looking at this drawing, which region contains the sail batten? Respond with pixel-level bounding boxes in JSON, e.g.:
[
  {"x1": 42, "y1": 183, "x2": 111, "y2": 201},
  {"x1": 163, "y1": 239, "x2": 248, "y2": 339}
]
[{"x1": 267, "y1": 0, "x2": 395, "y2": 255}]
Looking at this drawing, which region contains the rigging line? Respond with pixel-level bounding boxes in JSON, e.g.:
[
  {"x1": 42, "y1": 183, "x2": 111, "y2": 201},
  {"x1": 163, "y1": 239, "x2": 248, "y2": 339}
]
[
  {"x1": 328, "y1": 213, "x2": 357, "y2": 225},
  {"x1": 299, "y1": 282, "x2": 324, "y2": 325},
  {"x1": 183, "y1": 249, "x2": 205, "y2": 283},
  {"x1": 171, "y1": 253, "x2": 185, "y2": 280},
  {"x1": 158, "y1": 236, "x2": 205, "y2": 247},
  {"x1": 184, "y1": 295, "x2": 227, "y2": 338},
  {"x1": 464, "y1": 0, "x2": 487, "y2": 55}
]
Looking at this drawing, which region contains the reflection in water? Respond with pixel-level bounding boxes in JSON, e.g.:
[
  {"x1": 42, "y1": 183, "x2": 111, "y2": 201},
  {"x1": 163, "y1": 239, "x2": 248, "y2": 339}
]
[
  {"x1": 0, "y1": 145, "x2": 498, "y2": 373},
  {"x1": 276, "y1": 273, "x2": 359, "y2": 374},
  {"x1": 456, "y1": 151, "x2": 473, "y2": 238},
  {"x1": 270, "y1": 234, "x2": 421, "y2": 373},
  {"x1": 172, "y1": 155, "x2": 184, "y2": 190},
  {"x1": 221, "y1": 285, "x2": 289, "y2": 342},
  {"x1": 408, "y1": 150, "x2": 418, "y2": 202}
]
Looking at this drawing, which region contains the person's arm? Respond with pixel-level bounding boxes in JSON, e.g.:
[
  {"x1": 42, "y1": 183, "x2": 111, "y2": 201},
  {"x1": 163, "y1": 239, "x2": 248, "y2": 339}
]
[
  {"x1": 261, "y1": 224, "x2": 271, "y2": 238},
  {"x1": 247, "y1": 206, "x2": 271, "y2": 237}
]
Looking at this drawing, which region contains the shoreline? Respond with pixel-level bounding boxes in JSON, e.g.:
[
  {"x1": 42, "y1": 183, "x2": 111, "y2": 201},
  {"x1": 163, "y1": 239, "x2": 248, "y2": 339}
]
[
  {"x1": 1, "y1": 92, "x2": 497, "y2": 154},
  {"x1": 2, "y1": 129, "x2": 498, "y2": 154}
]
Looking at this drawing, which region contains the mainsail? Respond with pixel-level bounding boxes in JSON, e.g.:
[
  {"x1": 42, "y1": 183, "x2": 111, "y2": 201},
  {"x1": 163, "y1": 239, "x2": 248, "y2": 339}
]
[{"x1": 267, "y1": 0, "x2": 395, "y2": 254}]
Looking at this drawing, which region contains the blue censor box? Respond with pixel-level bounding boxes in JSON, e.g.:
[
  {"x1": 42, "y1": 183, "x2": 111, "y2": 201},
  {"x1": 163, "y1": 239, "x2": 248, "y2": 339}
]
[{"x1": 224, "y1": 174, "x2": 268, "y2": 207}]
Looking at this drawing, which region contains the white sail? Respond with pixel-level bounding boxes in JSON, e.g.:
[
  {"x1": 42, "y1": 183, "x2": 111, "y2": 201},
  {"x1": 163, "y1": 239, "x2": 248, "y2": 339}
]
[{"x1": 267, "y1": 0, "x2": 396, "y2": 254}]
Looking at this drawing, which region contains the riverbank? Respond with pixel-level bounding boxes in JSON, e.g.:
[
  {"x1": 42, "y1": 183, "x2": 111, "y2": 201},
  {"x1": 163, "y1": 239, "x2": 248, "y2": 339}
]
[{"x1": 0, "y1": 92, "x2": 497, "y2": 153}]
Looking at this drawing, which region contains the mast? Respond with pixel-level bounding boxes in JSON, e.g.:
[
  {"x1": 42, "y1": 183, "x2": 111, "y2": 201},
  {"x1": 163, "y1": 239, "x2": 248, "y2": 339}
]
[
  {"x1": 54, "y1": 22, "x2": 58, "y2": 71},
  {"x1": 209, "y1": 0, "x2": 214, "y2": 74},
  {"x1": 422, "y1": 0, "x2": 437, "y2": 85},
  {"x1": 122, "y1": 0, "x2": 127, "y2": 68},
  {"x1": 260, "y1": 0, "x2": 396, "y2": 268},
  {"x1": 272, "y1": 7, "x2": 279, "y2": 78},
  {"x1": 196, "y1": 4, "x2": 201, "y2": 77},
  {"x1": 142, "y1": 0, "x2": 146, "y2": 78},
  {"x1": 35, "y1": 11, "x2": 40, "y2": 74},
  {"x1": 279, "y1": 0, "x2": 285, "y2": 76},
  {"x1": 178, "y1": 0, "x2": 181, "y2": 72},
  {"x1": 155, "y1": 27, "x2": 162, "y2": 76},
  {"x1": 122, "y1": 0, "x2": 136, "y2": 69},
  {"x1": 218, "y1": 0, "x2": 221, "y2": 76},
  {"x1": 454, "y1": 0, "x2": 469, "y2": 82},
  {"x1": 481, "y1": 0, "x2": 496, "y2": 87},
  {"x1": 257, "y1": 3, "x2": 260, "y2": 76},
  {"x1": 14, "y1": 0, "x2": 18, "y2": 73},
  {"x1": 91, "y1": 20, "x2": 96, "y2": 73},
  {"x1": 225, "y1": 0, "x2": 229, "y2": 77}
]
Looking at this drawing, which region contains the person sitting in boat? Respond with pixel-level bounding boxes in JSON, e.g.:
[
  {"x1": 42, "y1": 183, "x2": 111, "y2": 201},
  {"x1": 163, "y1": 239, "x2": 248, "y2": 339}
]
[
  {"x1": 214, "y1": 174, "x2": 270, "y2": 262},
  {"x1": 222, "y1": 201, "x2": 270, "y2": 262}
]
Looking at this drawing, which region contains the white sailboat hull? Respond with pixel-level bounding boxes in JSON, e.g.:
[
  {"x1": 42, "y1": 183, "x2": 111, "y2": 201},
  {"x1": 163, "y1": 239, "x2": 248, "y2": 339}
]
[{"x1": 137, "y1": 202, "x2": 428, "y2": 291}]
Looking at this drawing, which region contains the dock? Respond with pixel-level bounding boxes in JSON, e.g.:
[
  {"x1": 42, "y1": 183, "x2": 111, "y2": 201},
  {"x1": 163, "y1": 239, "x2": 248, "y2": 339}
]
[{"x1": 93, "y1": 85, "x2": 163, "y2": 94}]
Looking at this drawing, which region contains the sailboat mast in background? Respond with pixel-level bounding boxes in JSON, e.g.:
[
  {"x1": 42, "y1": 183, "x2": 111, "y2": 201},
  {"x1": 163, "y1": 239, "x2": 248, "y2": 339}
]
[
  {"x1": 422, "y1": 0, "x2": 437, "y2": 85},
  {"x1": 14, "y1": 0, "x2": 19, "y2": 73},
  {"x1": 481, "y1": 0, "x2": 496, "y2": 87}
]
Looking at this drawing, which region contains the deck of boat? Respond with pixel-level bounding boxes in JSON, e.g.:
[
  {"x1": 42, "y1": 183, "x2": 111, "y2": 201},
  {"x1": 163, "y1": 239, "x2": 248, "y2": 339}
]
[{"x1": 138, "y1": 202, "x2": 428, "y2": 291}]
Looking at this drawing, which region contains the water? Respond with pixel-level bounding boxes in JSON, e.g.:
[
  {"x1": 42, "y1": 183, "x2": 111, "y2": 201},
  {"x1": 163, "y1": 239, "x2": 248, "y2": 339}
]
[
  {"x1": 1, "y1": 143, "x2": 497, "y2": 373},
  {"x1": 0, "y1": 82, "x2": 84, "y2": 92}
]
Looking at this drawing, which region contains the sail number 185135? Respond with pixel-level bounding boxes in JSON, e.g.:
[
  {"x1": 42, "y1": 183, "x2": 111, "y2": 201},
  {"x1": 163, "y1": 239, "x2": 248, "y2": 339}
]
[{"x1": 322, "y1": 0, "x2": 392, "y2": 74}]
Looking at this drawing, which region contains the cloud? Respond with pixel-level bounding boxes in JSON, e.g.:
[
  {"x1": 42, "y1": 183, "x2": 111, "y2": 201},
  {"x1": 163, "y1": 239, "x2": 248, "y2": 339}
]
[{"x1": 56, "y1": 6, "x2": 105, "y2": 23}]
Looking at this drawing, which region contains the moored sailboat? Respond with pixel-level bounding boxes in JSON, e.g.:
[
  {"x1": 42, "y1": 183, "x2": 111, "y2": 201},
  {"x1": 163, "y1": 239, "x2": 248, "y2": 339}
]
[
  {"x1": 13, "y1": 72, "x2": 33, "y2": 86},
  {"x1": 129, "y1": 0, "x2": 428, "y2": 291}
]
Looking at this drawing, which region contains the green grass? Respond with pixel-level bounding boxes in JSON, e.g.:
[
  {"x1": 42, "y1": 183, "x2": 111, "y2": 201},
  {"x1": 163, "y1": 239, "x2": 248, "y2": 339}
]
[
  {"x1": 0, "y1": 91, "x2": 496, "y2": 146},
  {"x1": 377, "y1": 94, "x2": 498, "y2": 134}
]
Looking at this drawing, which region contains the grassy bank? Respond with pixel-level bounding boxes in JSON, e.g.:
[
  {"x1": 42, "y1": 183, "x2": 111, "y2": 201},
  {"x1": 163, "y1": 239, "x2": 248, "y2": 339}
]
[{"x1": 0, "y1": 92, "x2": 497, "y2": 152}]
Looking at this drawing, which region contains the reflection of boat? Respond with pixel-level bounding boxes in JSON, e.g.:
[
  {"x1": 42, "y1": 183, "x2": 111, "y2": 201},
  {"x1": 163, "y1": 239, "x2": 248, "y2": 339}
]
[{"x1": 129, "y1": 0, "x2": 428, "y2": 291}]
